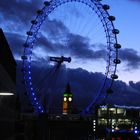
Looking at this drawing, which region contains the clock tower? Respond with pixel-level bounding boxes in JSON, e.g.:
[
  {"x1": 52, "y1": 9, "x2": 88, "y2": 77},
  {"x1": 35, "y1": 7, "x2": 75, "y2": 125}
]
[{"x1": 62, "y1": 83, "x2": 73, "y2": 115}]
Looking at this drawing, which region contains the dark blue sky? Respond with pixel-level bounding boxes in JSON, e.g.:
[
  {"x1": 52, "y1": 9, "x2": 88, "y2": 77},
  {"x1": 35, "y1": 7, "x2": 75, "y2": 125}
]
[{"x1": 0, "y1": 0, "x2": 140, "y2": 111}]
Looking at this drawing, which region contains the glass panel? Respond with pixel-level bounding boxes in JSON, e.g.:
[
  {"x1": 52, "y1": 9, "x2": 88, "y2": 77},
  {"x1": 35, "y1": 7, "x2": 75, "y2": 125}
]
[
  {"x1": 98, "y1": 119, "x2": 107, "y2": 125},
  {"x1": 117, "y1": 108, "x2": 125, "y2": 114},
  {"x1": 109, "y1": 108, "x2": 116, "y2": 115},
  {"x1": 98, "y1": 108, "x2": 107, "y2": 117}
]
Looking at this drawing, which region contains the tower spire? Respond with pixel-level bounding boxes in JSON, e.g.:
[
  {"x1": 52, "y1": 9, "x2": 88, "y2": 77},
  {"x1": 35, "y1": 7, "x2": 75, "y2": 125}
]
[{"x1": 65, "y1": 83, "x2": 71, "y2": 93}]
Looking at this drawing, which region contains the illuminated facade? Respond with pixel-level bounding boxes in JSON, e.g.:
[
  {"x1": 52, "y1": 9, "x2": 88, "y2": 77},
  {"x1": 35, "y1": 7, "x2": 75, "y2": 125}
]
[
  {"x1": 62, "y1": 83, "x2": 73, "y2": 115},
  {"x1": 96, "y1": 104, "x2": 140, "y2": 139}
]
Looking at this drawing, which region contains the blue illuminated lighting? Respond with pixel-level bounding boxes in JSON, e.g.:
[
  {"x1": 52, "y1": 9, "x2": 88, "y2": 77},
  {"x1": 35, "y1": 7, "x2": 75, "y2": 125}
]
[
  {"x1": 100, "y1": 105, "x2": 107, "y2": 108},
  {"x1": 112, "y1": 129, "x2": 115, "y2": 132},
  {"x1": 114, "y1": 104, "x2": 140, "y2": 109},
  {"x1": 41, "y1": 110, "x2": 44, "y2": 113},
  {"x1": 32, "y1": 92, "x2": 35, "y2": 96},
  {"x1": 22, "y1": 0, "x2": 119, "y2": 114},
  {"x1": 134, "y1": 130, "x2": 138, "y2": 134}
]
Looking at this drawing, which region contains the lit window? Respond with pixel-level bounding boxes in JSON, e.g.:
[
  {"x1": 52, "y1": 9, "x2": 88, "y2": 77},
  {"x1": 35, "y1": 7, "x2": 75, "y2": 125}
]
[
  {"x1": 117, "y1": 108, "x2": 125, "y2": 115},
  {"x1": 98, "y1": 108, "x2": 107, "y2": 117},
  {"x1": 109, "y1": 108, "x2": 116, "y2": 115},
  {"x1": 68, "y1": 97, "x2": 72, "y2": 102},
  {"x1": 64, "y1": 97, "x2": 67, "y2": 101},
  {"x1": 98, "y1": 119, "x2": 107, "y2": 125}
]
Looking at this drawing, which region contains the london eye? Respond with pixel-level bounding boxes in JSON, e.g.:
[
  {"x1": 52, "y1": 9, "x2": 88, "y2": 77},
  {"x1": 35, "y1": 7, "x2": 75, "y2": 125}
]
[{"x1": 21, "y1": 0, "x2": 121, "y2": 114}]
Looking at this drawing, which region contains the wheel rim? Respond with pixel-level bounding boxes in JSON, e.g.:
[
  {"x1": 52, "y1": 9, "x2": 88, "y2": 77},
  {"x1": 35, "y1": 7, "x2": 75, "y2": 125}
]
[{"x1": 22, "y1": 0, "x2": 120, "y2": 114}]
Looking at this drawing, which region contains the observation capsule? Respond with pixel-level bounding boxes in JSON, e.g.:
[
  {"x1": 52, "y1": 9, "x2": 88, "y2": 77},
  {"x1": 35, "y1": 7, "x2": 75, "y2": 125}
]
[
  {"x1": 112, "y1": 29, "x2": 120, "y2": 34},
  {"x1": 26, "y1": 31, "x2": 33, "y2": 36},
  {"x1": 102, "y1": 5, "x2": 110, "y2": 10},
  {"x1": 37, "y1": 10, "x2": 43, "y2": 14},
  {"x1": 108, "y1": 16, "x2": 116, "y2": 21},
  {"x1": 111, "y1": 74, "x2": 118, "y2": 79},
  {"x1": 21, "y1": 55, "x2": 28, "y2": 60},
  {"x1": 31, "y1": 20, "x2": 38, "y2": 25},
  {"x1": 114, "y1": 43, "x2": 121, "y2": 49},
  {"x1": 113, "y1": 59, "x2": 121, "y2": 64}
]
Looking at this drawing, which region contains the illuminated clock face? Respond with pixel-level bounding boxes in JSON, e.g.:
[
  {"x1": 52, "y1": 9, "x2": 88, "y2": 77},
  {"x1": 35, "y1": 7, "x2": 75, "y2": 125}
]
[
  {"x1": 68, "y1": 97, "x2": 72, "y2": 102},
  {"x1": 64, "y1": 97, "x2": 67, "y2": 101}
]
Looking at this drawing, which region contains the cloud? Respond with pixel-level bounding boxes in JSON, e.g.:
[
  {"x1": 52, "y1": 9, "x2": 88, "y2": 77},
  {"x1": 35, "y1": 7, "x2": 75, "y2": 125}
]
[
  {"x1": 33, "y1": 32, "x2": 107, "y2": 63},
  {"x1": 0, "y1": 0, "x2": 108, "y2": 63},
  {"x1": 4, "y1": 32, "x2": 26, "y2": 59},
  {"x1": 0, "y1": 0, "x2": 108, "y2": 64},
  {"x1": 1, "y1": 0, "x2": 140, "y2": 70},
  {"x1": 5, "y1": 29, "x2": 140, "y2": 75},
  {"x1": 119, "y1": 48, "x2": 140, "y2": 69},
  {"x1": 0, "y1": 0, "x2": 43, "y2": 29},
  {"x1": 129, "y1": 81, "x2": 140, "y2": 91},
  {"x1": 43, "y1": 19, "x2": 69, "y2": 37},
  {"x1": 67, "y1": 34, "x2": 107, "y2": 60},
  {"x1": 4, "y1": 29, "x2": 107, "y2": 65},
  {"x1": 97, "y1": 79, "x2": 140, "y2": 106},
  {"x1": 16, "y1": 60, "x2": 140, "y2": 113},
  {"x1": 2, "y1": 19, "x2": 69, "y2": 61},
  {"x1": 1, "y1": 0, "x2": 140, "y2": 114}
]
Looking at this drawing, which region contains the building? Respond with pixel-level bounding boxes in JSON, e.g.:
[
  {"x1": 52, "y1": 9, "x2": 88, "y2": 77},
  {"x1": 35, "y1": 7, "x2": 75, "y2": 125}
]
[
  {"x1": 62, "y1": 83, "x2": 73, "y2": 115},
  {"x1": 0, "y1": 28, "x2": 16, "y2": 140},
  {"x1": 0, "y1": 28, "x2": 16, "y2": 94},
  {"x1": 95, "y1": 104, "x2": 140, "y2": 140},
  {"x1": 15, "y1": 103, "x2": 140, "y2": 140},
  {"x1": 15, "y1": 113, "x2": 94, "y2": 140}
]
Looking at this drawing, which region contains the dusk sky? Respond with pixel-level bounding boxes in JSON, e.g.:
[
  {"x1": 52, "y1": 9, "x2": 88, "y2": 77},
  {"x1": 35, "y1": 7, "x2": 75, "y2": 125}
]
[
  {"x1": 104, "y1": 0, "x2": 140, "y2": 83},
  {"x1": 0, "y1": 0, "x2": 140, "y2": 111}
]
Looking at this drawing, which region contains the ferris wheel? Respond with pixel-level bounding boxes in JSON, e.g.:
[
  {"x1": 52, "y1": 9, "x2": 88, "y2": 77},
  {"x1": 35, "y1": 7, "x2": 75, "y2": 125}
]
[{"x1": 21, "y1": 0, "x2": 121, "y2": 114}]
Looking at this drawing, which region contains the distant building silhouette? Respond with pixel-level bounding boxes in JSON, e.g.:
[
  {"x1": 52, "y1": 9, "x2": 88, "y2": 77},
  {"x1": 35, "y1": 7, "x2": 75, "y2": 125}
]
[
  {"x1": 0, "y1": 28, "x2": 16, "y2": 93},
  {"x1": 15, "y1": 114, "x2": 94, "y2": 140},
  {"x1": 0, "y1": 28, "x2": 16, "y2": 140}
]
